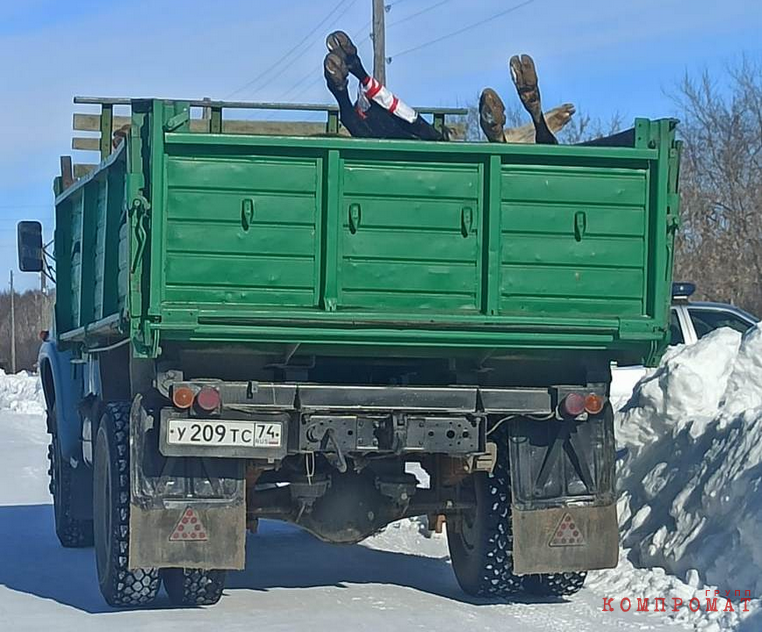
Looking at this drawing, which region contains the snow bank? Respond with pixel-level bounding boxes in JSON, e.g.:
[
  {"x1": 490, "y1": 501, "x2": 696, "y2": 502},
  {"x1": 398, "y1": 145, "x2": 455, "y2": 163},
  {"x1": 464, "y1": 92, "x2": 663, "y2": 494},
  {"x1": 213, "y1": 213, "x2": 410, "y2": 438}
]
[
  {"x1": 0, "y1": 370, "x2": 45, "y2": 415},
  {"x1": 612, "y1": 324, "x2": 762, "y2": 626}
]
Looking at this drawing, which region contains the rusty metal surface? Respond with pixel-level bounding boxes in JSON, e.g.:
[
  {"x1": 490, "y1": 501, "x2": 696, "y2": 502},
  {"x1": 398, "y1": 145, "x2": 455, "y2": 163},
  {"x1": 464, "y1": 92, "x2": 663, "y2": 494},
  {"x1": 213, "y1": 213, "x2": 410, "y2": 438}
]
[{"x1": 512, "y1": 503, "x2": 618, "y2": 574}]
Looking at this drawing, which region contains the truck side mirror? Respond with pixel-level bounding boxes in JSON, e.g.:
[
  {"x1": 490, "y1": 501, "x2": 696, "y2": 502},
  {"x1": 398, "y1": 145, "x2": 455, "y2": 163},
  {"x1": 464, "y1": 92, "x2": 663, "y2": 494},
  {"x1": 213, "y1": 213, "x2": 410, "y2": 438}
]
[{"x1": 17, "y1": 221, "x2": 44, "y2": 272}]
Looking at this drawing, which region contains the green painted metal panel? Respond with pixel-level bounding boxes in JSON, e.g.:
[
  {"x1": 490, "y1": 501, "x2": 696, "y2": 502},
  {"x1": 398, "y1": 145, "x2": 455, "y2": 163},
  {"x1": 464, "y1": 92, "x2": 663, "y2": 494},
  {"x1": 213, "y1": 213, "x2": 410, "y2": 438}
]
[
  {"x1": 69, "y1": 193, "x2": 84, "y2": 327},
  {"x1": 103, "y1": 164, "x2": 125, "y2": 317},
  {"x1": 54, "y1": 198, "x2": 74, "y2": 333},
  {"x1": 340, "y1": 160, "x2": 481, "y2": 312},
  {"x1": 51, "y1": 100, "x2": 679, "y2": 366},
  {"x1": 166, "y1": 156, "x2": 318, "y2": 193},
  {"x1": 501, "y1": 167, "x2": 647, "y2": 206},
  {"x1": 499, "y1": 164, "x2": 648, "y2": 318},
  {"x1": 163, "y1": 154, "x2": 320, "y2": 308},
  {"x1": 91, "y1": 179, "x2": 108, "y2": 321},
  {"x1": 504, "y1": 204, "x2": 646, "y2": 237}
]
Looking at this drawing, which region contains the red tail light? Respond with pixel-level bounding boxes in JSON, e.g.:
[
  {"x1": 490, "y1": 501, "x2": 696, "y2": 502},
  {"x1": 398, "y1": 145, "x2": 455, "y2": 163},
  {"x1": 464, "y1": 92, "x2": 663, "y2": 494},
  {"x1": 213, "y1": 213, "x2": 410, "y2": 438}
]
[
  {"x1": 561, "y1": 393, "x2": 586, "y2": 417},
  {"x1": 196, "y1": 387, "x2": 221, "y2": 411}
]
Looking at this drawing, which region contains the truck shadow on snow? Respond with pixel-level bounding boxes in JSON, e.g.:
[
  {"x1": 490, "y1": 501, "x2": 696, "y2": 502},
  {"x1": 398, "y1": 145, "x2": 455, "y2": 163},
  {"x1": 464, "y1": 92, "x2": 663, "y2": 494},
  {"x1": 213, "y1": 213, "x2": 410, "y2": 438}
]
[{"x1": 0, "y1": 505, "x2": 565, "y2": 613}]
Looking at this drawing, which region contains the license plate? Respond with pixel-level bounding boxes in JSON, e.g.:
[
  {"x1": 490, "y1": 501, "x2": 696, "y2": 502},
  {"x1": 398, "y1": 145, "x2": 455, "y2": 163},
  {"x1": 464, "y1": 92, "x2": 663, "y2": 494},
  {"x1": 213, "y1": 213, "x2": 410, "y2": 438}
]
[{"x1": 167, "y1": 420, "x2": 282, "y2": 449}]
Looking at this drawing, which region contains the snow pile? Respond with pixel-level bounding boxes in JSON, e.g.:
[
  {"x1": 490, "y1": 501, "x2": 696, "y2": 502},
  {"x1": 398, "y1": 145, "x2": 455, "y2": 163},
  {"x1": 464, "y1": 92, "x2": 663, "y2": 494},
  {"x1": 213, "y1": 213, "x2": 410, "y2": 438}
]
[
  {"x1": 0, "y1": 370, "x2": 45, "y2": 415},
  {"x1": 365, "y1": 516, "x2": 448, "y2": 559},
  {"x1": 609, "y1": 325, "x2": 762, "y2": 628},
  {"x1": 617, "y1": 328, "x2": 742, "y2": 445}
]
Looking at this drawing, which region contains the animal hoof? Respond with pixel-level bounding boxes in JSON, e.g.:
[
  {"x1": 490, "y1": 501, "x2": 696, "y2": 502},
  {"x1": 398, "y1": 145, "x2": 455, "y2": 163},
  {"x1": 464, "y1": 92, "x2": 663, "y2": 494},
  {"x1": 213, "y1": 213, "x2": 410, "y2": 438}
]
[
  {"x1": 324, "y1": 52, "x2": 349, "y2": 92},
  {"x1": 510, "y1": 54, "x2": 542, "y2": 120},
  {"x1": 326, "y1": 30, "x2": 358, "y2": 58},
  {"x1": 479, "y1": 88, "x2": 506, "y2": 143}
]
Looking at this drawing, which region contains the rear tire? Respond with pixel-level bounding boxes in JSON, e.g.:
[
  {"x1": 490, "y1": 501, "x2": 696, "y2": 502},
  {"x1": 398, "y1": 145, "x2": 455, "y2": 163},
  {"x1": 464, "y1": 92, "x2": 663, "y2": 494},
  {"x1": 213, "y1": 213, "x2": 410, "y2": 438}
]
[
  {"x1": 93, "y1": 401, "x2": 160, "y2": 607},
  {"x1": 48, "y1": 411, "x2": 93, "y2": 548},
  {"x1": 447, "y1": 429, "x2": 523, "y2": 598},
  {"x1": 162, "y1": 568, "x2": 227, "y2": 606},
  {"x1": 522, "y1": 572, "x2": 587, "y2": 597}
]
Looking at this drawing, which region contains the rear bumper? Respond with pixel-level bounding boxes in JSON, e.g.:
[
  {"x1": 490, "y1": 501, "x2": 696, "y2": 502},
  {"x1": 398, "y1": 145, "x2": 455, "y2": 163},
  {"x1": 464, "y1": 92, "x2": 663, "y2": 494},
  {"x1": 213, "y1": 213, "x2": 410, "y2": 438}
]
[{"x1": 158, "y1": 382, "x2": 556, "y2": 460}]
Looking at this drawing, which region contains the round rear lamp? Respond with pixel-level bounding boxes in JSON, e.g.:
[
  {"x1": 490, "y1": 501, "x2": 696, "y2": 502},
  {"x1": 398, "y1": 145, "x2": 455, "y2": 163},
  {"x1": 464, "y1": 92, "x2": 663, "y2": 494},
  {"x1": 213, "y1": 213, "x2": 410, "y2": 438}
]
[
  {"x1": 196, "y1": 387, "x2": 221, "y2": 411},
  {"x1": 561, "y1": 393, "x2": 586, "y2": 417},
  {"x1": 172, "y1": 386, "x2": 195, "y2": 409},
  {"x1": 584, "y1": 393, "x2": 605, "y2": 415}
]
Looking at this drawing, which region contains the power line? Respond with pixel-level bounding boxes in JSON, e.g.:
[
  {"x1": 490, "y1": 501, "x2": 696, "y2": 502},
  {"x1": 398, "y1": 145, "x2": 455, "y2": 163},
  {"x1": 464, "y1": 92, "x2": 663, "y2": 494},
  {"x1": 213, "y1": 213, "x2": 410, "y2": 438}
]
[
  {"x1": 390, "y1": 0, "x2": 536, "y2": 61},
  {"x1": 388, "y1": 0, "x2": 453, "y2": 27},
  {"x1": 279, "y1": 0, "x2": 427, "y2": 105},
  {"x1": 224, "y1": 0, "x2": 354, "y2": 99},
  {"x1": 283, "y1": 74, "x2": 325, "y2": 104},
  {"x1": 0, "y1": 204, "x2": 52, "y2": 209},
  {"x1": 0, "y1": 218, "x2": 54, "y2": 224},
  {"x1": 257, "y1": 0, "x2": 360, "y2": 98},
  {"x1": 278, "y1": 16, "x2": 371, "y2": 103}
]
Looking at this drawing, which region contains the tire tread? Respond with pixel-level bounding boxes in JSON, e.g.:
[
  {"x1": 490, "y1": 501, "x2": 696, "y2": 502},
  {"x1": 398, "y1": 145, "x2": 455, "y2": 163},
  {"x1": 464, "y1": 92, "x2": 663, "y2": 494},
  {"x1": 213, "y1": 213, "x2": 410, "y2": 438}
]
[
  {"x1": 96, "y1": 401, "x2": 160, "y2": 607},
  {"x1": 162, "y1": 568, "x2": 226, "y2": 606}
]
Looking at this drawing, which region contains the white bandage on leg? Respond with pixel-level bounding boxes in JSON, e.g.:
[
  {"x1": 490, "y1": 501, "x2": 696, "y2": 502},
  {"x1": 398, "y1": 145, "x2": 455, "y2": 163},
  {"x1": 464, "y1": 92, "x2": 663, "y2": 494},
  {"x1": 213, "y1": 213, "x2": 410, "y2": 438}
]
[
  {"x1": 356, "y1": 85, "x2": 371, "y2": 116},
  {"x1": 361, "y1": 76, "x2": 417, "y2": 123}
]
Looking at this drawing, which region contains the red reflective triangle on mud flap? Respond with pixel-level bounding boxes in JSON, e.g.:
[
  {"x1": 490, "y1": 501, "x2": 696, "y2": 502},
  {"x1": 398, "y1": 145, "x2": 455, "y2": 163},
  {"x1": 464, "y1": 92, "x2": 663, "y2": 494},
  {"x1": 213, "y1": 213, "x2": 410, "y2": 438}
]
[
  {"x1": 548, "y1": 512, "x2": 586, "y2": 547},
  {"x1": 169, "y1": 506, "x2": 209, "y2": 542}
]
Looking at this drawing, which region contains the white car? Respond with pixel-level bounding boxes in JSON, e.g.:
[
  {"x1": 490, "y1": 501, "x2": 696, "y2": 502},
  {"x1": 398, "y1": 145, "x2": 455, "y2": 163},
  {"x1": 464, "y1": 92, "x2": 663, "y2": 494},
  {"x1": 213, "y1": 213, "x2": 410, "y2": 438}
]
[{"x1": 610, "y1": 283, "x2": 758, "y2": 407}]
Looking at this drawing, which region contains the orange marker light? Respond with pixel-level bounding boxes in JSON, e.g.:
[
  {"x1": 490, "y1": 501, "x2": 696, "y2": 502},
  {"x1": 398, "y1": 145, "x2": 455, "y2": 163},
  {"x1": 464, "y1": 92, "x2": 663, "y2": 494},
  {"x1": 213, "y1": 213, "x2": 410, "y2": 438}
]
[
  {"x1": 172, "y1": 386, "x2": 195, "y2": 409},
  {"x1": 584, "y1": 393, "x2": 605, "y2": 415}
]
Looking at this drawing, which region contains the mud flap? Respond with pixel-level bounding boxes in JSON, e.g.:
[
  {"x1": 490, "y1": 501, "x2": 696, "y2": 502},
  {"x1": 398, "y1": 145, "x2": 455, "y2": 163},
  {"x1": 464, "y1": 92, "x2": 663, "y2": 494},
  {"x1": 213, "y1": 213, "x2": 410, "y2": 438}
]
[
  {"x1": 129, "y1": 502, "x2": 245, "y2": 570},
  {"x1": 512, "y1": 504, "x2": 618, "y2": 574},
  {"x1": 128, "y1": 397, "x2": 246, "y2": 570},
  {"x1": 508, "y1": 404, "x2": 618, "y2": 574}
]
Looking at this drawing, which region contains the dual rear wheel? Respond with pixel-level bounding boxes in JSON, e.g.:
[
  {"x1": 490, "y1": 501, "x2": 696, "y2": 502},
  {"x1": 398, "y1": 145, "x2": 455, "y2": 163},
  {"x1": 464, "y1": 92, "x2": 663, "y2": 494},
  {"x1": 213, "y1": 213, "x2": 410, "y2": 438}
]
[
  {"x1": 47, "y1": 408, "x2": 94, "y2": 549},
  {"x1": 447, "y1": 428, "x2": 587, "y2": 599},
  {"x1": 92, "y1": 401, "x2": 225, "y2": 607}
]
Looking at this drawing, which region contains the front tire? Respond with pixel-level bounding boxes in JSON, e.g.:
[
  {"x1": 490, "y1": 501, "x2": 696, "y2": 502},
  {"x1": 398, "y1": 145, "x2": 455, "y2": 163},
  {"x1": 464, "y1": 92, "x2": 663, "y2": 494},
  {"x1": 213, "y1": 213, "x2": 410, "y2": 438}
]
[
  {"x1": 162, "y1": 568, "x2": 227, "y2": 606},
  {"x1": 447, "y1": 429, "x2": 523, "y2": 597},
  {"x1": 93, "y1": 401, "x2": 160, "y2": 607},
  {"x1": 48, "y1": 411, "x2": 93, "y2": 548}
]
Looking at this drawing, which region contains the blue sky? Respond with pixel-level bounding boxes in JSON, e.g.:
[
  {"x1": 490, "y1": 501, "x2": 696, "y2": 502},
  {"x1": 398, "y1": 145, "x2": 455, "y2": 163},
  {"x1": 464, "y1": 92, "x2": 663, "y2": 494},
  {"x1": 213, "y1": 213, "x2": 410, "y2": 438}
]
[{"x1": 1, "y1": 0, "x2": 761, "y2": 290}]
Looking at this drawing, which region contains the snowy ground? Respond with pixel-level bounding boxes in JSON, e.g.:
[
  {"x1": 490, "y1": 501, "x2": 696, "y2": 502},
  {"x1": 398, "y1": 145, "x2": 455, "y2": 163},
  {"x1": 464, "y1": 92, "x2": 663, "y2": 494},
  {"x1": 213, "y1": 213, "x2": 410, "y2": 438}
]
[{"x1": 3, "y1": 340, "x2": 762, "y2": 631}]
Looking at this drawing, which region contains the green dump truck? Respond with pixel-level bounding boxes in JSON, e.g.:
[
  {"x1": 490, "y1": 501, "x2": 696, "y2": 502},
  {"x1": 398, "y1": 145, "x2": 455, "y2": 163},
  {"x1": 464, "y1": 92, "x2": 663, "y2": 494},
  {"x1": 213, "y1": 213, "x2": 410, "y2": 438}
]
[{"x1": 17, "y1": 97, "x2": 681, "y2": 607}]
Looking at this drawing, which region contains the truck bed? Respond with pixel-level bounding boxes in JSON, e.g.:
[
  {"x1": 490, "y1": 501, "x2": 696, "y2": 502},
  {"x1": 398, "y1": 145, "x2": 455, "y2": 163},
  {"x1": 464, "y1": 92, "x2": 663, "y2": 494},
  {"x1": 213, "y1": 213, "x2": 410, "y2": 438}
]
[{"x1": 54, "y1": 100, "x2": 680, "y2": 365}]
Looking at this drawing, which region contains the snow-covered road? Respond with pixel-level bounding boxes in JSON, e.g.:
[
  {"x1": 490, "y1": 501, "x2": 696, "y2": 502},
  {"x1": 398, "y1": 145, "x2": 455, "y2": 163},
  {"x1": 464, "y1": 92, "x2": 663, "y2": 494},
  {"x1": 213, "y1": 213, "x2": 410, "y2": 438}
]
[{"x1": 0, "y1": 408, "x2": 681, "y2": 632}]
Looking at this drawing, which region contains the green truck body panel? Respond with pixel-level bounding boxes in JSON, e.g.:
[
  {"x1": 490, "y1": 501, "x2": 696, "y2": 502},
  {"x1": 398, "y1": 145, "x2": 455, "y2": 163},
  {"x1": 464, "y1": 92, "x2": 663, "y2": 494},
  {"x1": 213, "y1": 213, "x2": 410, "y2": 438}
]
[{"x1": 55, "y1": 100, "x2": 680, "y2": 365}]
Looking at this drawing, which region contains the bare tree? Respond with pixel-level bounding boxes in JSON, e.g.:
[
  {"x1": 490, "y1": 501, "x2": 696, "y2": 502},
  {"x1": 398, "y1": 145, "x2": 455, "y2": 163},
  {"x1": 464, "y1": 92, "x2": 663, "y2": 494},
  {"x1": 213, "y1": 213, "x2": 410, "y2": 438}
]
[
  {"x1": 671, "y1": 57, "x2": 762, "y2": 315},
  {"x1": 454, "y1": 97, "x2": 622, "y2": 144},
  {"x1": 0, "y1": 290, "x2": 54, "y2": 372},
  {"x1": 557, "y1": 111, "x2": 624, "y2": 144}
]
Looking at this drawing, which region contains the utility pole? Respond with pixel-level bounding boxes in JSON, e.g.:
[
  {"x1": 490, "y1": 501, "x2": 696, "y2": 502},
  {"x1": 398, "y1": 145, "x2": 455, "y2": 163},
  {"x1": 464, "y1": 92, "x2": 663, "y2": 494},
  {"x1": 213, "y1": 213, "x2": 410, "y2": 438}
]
[
  {"x1": 372, "y1": 0, "x2": 387, "y2": 84},
  {"x1": 10, "y1": 270, "x2": 16, "y2": 374}
]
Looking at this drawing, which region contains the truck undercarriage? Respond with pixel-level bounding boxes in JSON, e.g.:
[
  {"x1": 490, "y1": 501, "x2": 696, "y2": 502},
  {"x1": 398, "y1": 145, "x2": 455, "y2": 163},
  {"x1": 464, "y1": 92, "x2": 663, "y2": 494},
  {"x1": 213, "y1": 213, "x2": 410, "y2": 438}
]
[{"x1": 125, "y1": 364, "x2": 617, "y2": 577}]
